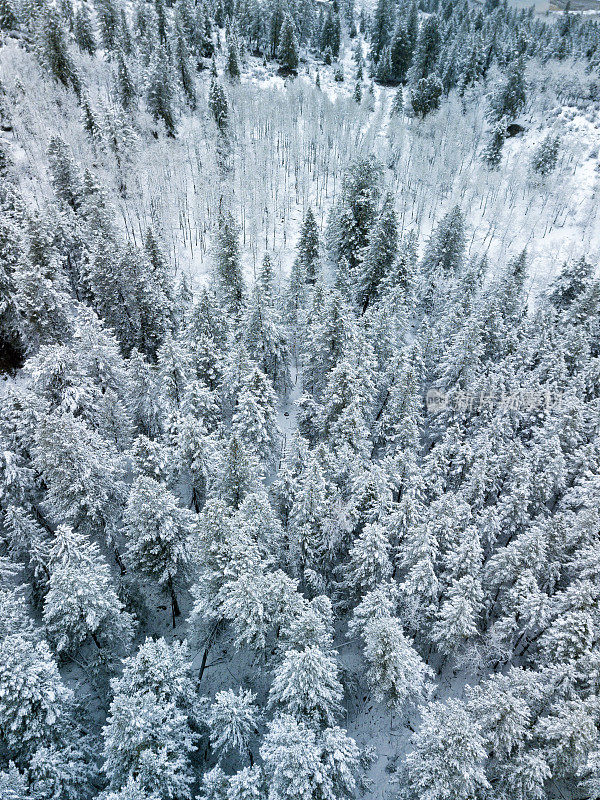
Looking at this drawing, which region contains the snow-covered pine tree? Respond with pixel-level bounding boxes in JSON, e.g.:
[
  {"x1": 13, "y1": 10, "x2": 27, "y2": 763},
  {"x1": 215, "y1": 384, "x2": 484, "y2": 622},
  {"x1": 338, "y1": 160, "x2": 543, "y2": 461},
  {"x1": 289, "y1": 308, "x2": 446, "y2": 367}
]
[
  {"x1": 43, "y1": 524, "x2": 133, "y2": 655},
  {"x1": 214, "y1": 211, "x2": 244, "y2": 311},
  {"x1": 206, "y1": 688, "x2": 259, "y2": 761},
  {"x1": 268, "y1": 645, "x2": 343, "y2": 728},
  {"x1": 147, "y1": 51, "x2": 176, "y2": 136},
  {"x1": 0, "y1": 633, "x2": 72, "y2": 759},
  {"x1": 405, "y1": 699, "x2": 489, "y2": 800},
  {"x1": 277, "y1": 14, "x2": 298, "y2": 72},
  {"x1": 209, "y1": 78, "x2": 229, "y2": 131},
  {"x1": 122, "y1": 476, "x2": 195, "y2": 626},
  {"x1": 102, "y1": 688, "x2": 195, "y2": 799},
  {"x1": 361, "y1": 615, "x2": 433, "y2": 711},
  {"x1": 356, "y1": 193, "x2": 398, "y2": 313},
  {"x1": 232, "y1": 366, "x2": 280, "y2": 465}
]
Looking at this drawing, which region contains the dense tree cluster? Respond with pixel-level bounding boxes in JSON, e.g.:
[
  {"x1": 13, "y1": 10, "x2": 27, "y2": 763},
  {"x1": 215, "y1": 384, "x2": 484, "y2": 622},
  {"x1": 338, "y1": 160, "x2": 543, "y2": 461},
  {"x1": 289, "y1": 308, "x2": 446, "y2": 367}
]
[{"x1": 0, "y1": 0, "x2": 599, "y2": 799}]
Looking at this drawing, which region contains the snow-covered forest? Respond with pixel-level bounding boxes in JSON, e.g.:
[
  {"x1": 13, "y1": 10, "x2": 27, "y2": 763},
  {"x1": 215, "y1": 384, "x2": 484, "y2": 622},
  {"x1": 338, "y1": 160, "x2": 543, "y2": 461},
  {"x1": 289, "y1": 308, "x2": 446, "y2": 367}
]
[{"x1": 1, "y1": 0, "x2": 600, "y2": 796}]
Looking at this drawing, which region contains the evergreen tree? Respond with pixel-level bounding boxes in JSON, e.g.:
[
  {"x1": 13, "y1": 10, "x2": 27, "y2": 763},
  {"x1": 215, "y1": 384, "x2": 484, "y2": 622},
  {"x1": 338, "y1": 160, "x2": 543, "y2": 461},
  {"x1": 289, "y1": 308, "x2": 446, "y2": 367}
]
[
  {"x1": 488, "y1": 59, "x2": 526, "y2": 123},
  {"x1": 0, "y1": 633, "x2": 72, "y2": 758},
  {"x1": 74, "y1": 2, "x2": 96, "y2": 55},
  {"x1": 209, "y1": 77, "x2": 229, "y2": 130},
  {"x1": 295, "y1": 207, "x2": 320, "y2": 285},
  {"x1": 0, "y1": 764, "x2": 29, "y2": 799},
  {"x1": 221, "y1": 434, "x2": 261, "y2": 510},
  {"x1": 147, "y1": 52, "x2": 176, "y2": 136},
  {"x1": 102, "y1": 689, "x2": 195, "y2": 799},
  {"x1": 173, "y1": 29, "x2": 195, "y2": 108},
  {"x1": 269, "y1": 646, "x2": 343, "y2": 728},
  {"x1": 123, "y1": 476, "x2": 195, "y2": 625},
  {"x1": 421, "y1": 205, "x2": 466, "y2": 277},
  {"x1": 410, "y1": 75, "x2": 443, "y2": 118},
  {"x1": 482, "y1": 121, "x2": 505, "y2": 169},
  {"x1": 43, "y1": 524, "x2": 133, "y2": 655},
  {"x1": 531, "y1": 133, "x2": 560, "y2": 177},
  {"x1": 206, "y1": 688, "x2": 259, "y2": 759},
  {"x1": 342, "y1": 522, "x2": 393, "y2": 596},
  {"x1": 32, "y1": 410, "x2": 127, "y2": 534},
  {"x1": 406, "y1": 699, "x2": 489, "y2": 800},
  {"x1": 327, "y1": 157, "x2": 383, "y2": 276},
  {"x1": 47, "y1": 136, "x2": 82, "y2": 211},
  {"x1": 409, "y1": 14, "x2": 441, "y2": 82},
  {"x1": 39, "y1": 8, "x2": 81, "y2": 95},
  {"x1": 226, "y1": 41, "x2": 241, "y2": 80},
  {"x1": 277, "y1": 14, "x2": 299, "y2": 72},
  {"x1": 357, "y1": 193, "x2": 398, "y2": 313},
  {"x1": 261, "y1": 715, "x2": 359, "y2": 800},
  {"x1": 94, "y1": 0, "x2": 120, "y2": 52},
  {"x1": 371, "y1": 0, "x2": 394, "y2": 62},
  {"x1": 116, "y1": 50, "x2": 137, "y2": 110},
  {"x1": 362, "y1": 615, "x2": 433, "y2": 710},
  {"x1": 214, "y1": 211, "x2": 244, "y2": 310}
]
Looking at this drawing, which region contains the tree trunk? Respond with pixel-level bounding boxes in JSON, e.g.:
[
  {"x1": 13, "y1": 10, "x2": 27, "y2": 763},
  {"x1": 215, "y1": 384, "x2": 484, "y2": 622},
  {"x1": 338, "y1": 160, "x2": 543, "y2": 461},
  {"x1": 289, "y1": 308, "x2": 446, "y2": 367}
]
[{"x1": 168, "y1": 576, "x2": 180, "y2": 628}]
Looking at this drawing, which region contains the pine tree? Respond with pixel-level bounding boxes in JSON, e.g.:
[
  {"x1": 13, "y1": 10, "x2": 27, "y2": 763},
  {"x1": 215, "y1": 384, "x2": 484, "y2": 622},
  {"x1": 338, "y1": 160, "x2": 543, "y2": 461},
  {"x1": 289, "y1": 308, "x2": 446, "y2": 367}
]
[
  {"x1": 123, "y1": 476, "x2": 195, "y2": 626},
  {"x1": 531, "y1": 132, "x2": 560, "y2": 177},
  {"x1": 39, "y1": 8, "x2": 81, "y2": 95},
  {"x1": 102, "y1": 689, "x2": 195, "y2": 799},
  {"x1": 209, "y1": 77, "x2": 229, "y2": 130},
  {"x1": 548, "y1": 256, "x2": 593, "y2": 310},
  {"x1": 226, "y1": 40, "x2": 241, "y2": 80},
  {"x1": 31, "y1": 410, "x2": 127, "y2": 534},
  {"x1": 214, "y1": 211, "x2": 244, "y2": 310},
  {"x1": 112, "y1": 637, "x2": 197, "y2": 714},
  {"x1": 282, "y1": 595, "x2": 335, "y2": 652},
  {"x1": 389, "y1": 24, "x2": 414, "y2": 84},
  {"x1": 175, "y1": 28, "x2": 197, "y2": 107},
  {"x1": 409, "y1": 14, "x2": 441, "y2": 82},
  {"x1": 421, "y1": 205, "x2": 466, "y2": 277},
  {"x1": 410, "y1": 75, "x2": 443, "y2": 118},
  {"x1": 116, "y1": 50, "x2": 137, "y2": 109},
  {"x1": 406, "y1": 699, "x2": 489, "y2": 800},
  {"x1": 0, "y1": 633, "x2": 72, "y2": 758},
  {"x1": 318, "y1": 9, "x2": 340, "y2": 58},
  {"x1": 327, "y1": 158, "x2": 383, "y2": 276},
  {"x1": 102, "y1": 776, "x2": 156, "y2": 800},
  {"x1": 260, "y1": 715, "x2": 359, "y2": 800},
  {"x1": 206, "y1": 688, "x2": 259, "y2": 759},
  {"x1": 277, "y1": 14, "x2": 299, "y2": 72},
  {"x1": 147, "y1": 52, "x2": 176, "y2": 136},
  {"x1": 43, "y1": 524, "x2": 133, "y2": 655},
  {"x1": 94, "y1": 0, "x2": 120, "y2": 51},
  {"x1": 218, "y1": 568, "x2": 302, "y2": 655},
  {"x1": 119, "y1": 7, "x2": 132, "y2": 54},
  {"x1": 342, "y1": 522, "x2": 393, "y2": 596},
  {"x1": 362, "y1": 615, "x2": 433, "y2": 710},
  {"x1": 227, "y1": 766, "x2": 264, "y2": 800},
  {"x1": 482, "y1": 121, "x2": 505, "y2": 169},
  {"x1": 221, "y1": 434, "x2": 261, "y2": 510},
  {"x1": 74, "y1": 2, "x2": 96, "y2": 54},
  {"x1": 47, "y1": 136, "x2": 82, "y2": 211},
  {"x1": 357, "y1": 193, "x2": 398, "y2": 313},
  {"x1": 371, "y1": 0, "x2": 394, "y2": 62},
  {"x1": 487, "y1": 59, "x2": 526, "y2": 123},
  {"x1": 28, "y1": 742, "x2": 95, "y2": 800},
  {"x1": 0, "y1": 763, "x2": 29, "y2": 800},
  {"x1": 269, "y1": 646, "x2": 343, "y2": 728},
  {"x1": 260, "y1": 715, "x2": 322, "y2": 800},
  {"x1": 433, "y1": 575, "x2": 482, "y2": 657},
  {"x1": 295, "y1": 207, "x2": 319, "y2": 285},
  {"x1": 198, "y1": 765, "x2": 229, "y2": 800}
]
